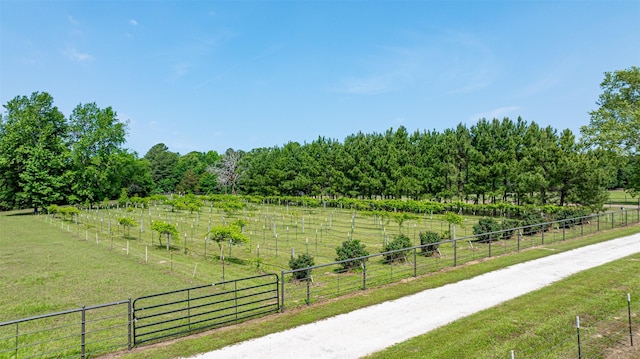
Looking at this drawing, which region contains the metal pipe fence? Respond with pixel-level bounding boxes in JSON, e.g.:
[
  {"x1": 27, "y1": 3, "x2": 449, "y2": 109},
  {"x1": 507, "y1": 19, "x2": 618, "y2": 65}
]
[
  {"x1": 281, "y1": 209, "x2": 639, "y2": 310},
  {"x1": 0, "y1": 299, "x2": 131, "y2": 359},
  {"x1": 4, "y1": 208, "x2": 636, "y2": 357},
  {"x1": 132, "y1": 273, "x2": 279, "y2": 345}
]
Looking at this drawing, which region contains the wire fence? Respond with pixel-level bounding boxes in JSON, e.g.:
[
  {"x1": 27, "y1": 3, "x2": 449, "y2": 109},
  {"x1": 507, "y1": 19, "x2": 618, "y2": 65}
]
[
  {"x1": 280, "y1": 209, "x2": 640, "y2": 309},
  {"x1": 3, "y1": 207, "x2": 638, "y2": 357},
  {"x1": 0, "y1": 300, "x2": 130, "y2": 359},
  {"x1": 508, "y1": 294, "x2": 637, "y2": 358}
]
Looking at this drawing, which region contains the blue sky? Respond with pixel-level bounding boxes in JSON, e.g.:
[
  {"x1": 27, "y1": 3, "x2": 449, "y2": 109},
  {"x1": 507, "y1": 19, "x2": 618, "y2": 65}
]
[{"x1": 1, "y1": 1, "x2": 639, "y2": 156}]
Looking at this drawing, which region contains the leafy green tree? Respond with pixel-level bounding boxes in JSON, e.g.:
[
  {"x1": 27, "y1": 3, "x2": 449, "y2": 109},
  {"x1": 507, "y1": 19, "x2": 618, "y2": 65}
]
[
  {"x1": 391, "y1": 212, "x2": 418, "y2": 233},
  {"x1": 582, "y1": 67, "x2": 640, "y2": 154},
  {"x1": 67, "y1": 102, "x2": 127, "y2": 203},
  {"x1": 443, "y1": 212, "x2": 464, "y2": 239},
  {"x1": 208, "y1": 224, "x2": 249, "y2": 259},
  {"x1": 151, "y1": 221, "x2": 179, "y2": 250},
  {"x1": 144, "y1": 143, "x2": 180, "y2": 193},
  {"x1": 118, "y1": 217, "x2": 137, "y2": 236},
  {"x1": 110, "y1": 152, "x2": 154, "y2": 198},
  {"x1": 581, "y1": 67, "x2": 640, "y2": 193},
  {"x1": 0, "y1": 92, "x2": 70, "y2": 212}
]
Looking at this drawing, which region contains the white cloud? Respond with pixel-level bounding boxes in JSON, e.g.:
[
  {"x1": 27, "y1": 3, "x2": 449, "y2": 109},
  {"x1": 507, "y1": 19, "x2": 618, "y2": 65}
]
[
  {"x1": 63, "y1": 47, "x2": 94, "y2": 62},
  {"x1": 469, "y1": 106, "x2": 521, "y2": 121},
  {"x1": 129, "y1": 19, "x2": 138, "y2": 26}
]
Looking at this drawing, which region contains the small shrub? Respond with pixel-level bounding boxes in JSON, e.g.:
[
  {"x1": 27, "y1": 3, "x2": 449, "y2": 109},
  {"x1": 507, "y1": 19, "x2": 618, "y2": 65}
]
[
  {"x1": 419, "y1": 231, "x2": 440, "y2": 256},
  {"x1": 501, "y1": 219, "x2": 521, "y2": 240},
  {"x1": 335, "y1": 240, "x2": 369, "y2": 271},
  {"x1": 289, "y1": 254, "x2": 314, "y2": 281},
  {"x1": 383, "y1": 234, "x2": 412, "y2": 263},
  {"x1": 555, "y1": 207, "x2": 589, "y2": 228},
  {"x1": 473, "y1": 218, "x2": 501, "y2": 242},
  {"x1": 520, "y1": 212, "x2": 546, "y2": 235}
]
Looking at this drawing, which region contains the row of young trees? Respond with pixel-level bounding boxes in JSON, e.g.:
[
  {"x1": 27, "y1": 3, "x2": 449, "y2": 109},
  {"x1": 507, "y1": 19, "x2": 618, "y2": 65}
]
[{"x1": 1, "y1": 67, "x2": 637, "y2": 212}]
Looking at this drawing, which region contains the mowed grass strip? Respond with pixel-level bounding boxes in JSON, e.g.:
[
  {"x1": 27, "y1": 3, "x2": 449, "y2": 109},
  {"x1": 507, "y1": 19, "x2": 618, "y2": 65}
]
[
  {"x1": 104, "y1": 224, "x2": 640, "y2": 359},
  {"x1": 364, "y1": 253, "x2": 640, "y2": 359}
]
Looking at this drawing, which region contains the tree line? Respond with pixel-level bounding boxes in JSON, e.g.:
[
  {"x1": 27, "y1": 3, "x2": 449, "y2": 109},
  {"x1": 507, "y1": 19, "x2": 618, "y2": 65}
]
[
  {"x1": 1, "y1": 67, "x2": 637, "y2": 212},
  {"x1": 237, "y1": 120, "x2": 616, "y2": 209}
]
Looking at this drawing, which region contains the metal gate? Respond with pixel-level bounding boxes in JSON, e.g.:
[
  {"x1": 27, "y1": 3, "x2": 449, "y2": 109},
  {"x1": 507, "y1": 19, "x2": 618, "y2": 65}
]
[{"x1": 132, "y1": 273, "x2": 279, "y2": 345}]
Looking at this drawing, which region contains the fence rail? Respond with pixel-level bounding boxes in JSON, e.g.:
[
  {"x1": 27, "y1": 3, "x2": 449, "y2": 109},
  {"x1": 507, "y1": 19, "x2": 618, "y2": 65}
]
[
  {"x1": 281, "y1": 209, "x2": 640, "y2": 310},
  {"x1": 132, "y1": 273, "x2": 279, "y2": 345},
  {"x1": 0, "y1": 300, "x2": 131, "y2": 359}
]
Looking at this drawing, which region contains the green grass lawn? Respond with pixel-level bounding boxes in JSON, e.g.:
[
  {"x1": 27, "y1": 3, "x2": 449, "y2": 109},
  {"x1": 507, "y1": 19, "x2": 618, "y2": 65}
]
[
  {"x1": 2, "y1": 204, "x2": 639, "y2": 358},
  {"x1": 106, "y1": 225, "x2": 640, "y2": 359},
  {"x1": 608, "y1": 189, "x2": 640, "y2": 206},
  {"x1": 364, "y1": 252, "x2": 640, "y2": 359}
]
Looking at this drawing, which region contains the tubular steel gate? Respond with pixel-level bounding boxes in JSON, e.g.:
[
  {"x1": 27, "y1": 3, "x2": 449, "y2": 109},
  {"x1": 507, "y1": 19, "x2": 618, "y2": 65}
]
[{"x1": 132, "y1": 273, "x2": 279, "y2": 345}]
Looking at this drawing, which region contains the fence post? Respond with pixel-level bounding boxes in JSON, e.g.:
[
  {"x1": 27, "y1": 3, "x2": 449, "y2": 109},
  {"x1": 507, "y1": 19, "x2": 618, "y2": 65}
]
[
  {"x1": 629, "y1": 293, "x2": 634, "y2": 347},
  {"x1": 14, "y1": 322, "x2": 18, "y2": 358},
  {"x1": 517, "y1": 230, "x2": 521, "y2": 252},
  {"x1": 280, "y1": 270, "x2": 285, "y2": 313},
  {"x1": 489, "y1": 233, "x2": 492, "y2": 257},
  {"x1": 127, "y1": 298, "x2": 132, "y2": 350},
  {"x1": 306, "y1": 277, "x2": 311, "y2": 305},
  {"x1": 81, "y1": 305, "x2": 86, "y2": 359},
  {"x1": 413, "y1": 247, "x2": 417, "y2": 277},
  {"x1": 453, "y1": 238, "x2": 457, "y2": 267},
  {"x1": 576, "y1": 316, "x2": 582, "y2": 359},
  {"x1": 563, "y1": 225, "x2": 566, "y2": 241},
  {"x1": 612, "y1": 212, "x2": 615, "y2": 229},
  {"x1": 598, "y1": 214, "x2": 600, "y2": 231},
  {"x1": 541, "y1": 225, "x2": 544, "y2": 245},
  {"x1": 362, "y1": 259, "x2": 367, "y2": 290}
]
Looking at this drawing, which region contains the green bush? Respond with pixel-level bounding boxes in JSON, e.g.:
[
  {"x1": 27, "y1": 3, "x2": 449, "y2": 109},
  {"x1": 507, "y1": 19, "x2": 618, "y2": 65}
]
[
  {"x1": 501, "y1": 218, "x2": 521, "y2": 239},
  {"x1": 419, "y1": 231, "x2": 440, "y2": 256},
  {"x1": 554, "y1": 207, "x2": 589, "y2": 228},
  {"x1": 335, "y1": 240, "x2": 369, "y2": 271},
  {"x1": 473, "y1": 218, "x2": 501, "y2": 242},
  {"x1": 288, "y1": 254, "x2": 315, "y2": 281},
  {"x1": 383, "y1": 234, "x2": 412, "y2": 263},
  {"x1": 520, "y1": 212, "x2": 546, "y2": 235}
]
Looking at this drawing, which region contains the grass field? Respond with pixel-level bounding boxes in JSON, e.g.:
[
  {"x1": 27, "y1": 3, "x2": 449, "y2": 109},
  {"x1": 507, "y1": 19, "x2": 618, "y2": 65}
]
[
  {"x1": 2, "y1": 199, "x2": 639, "y2": 358},
  {"x1": 608, "y1": 189, "x2": 640, "y2": 206},
  {"x1": 364, "y1": 252, "x2": 640, "y2": 358},
  {"x1": 109, "y1": 224, "x2": 640, "y2": 359}
]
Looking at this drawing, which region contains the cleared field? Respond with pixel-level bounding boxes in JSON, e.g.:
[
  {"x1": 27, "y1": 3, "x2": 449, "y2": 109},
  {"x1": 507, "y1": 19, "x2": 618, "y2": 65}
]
[
  {"x1": 2, "y1": 201, "x2": 638, "y2": 358},
  {"x1": 608, "y1": 189, "x2": 640, "y2": 206}
]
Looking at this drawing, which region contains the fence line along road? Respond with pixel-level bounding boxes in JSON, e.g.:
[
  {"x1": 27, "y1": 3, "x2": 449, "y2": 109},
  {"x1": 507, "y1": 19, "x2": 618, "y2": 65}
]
[{"x1": 191, "y1": 232, "x2": 640, "y2": 359}]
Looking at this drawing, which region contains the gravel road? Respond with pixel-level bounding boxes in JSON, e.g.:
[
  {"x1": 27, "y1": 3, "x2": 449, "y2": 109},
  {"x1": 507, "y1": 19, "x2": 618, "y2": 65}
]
[{"x1": 187, "y1": 234, "x2": 640, "y2": 359}]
